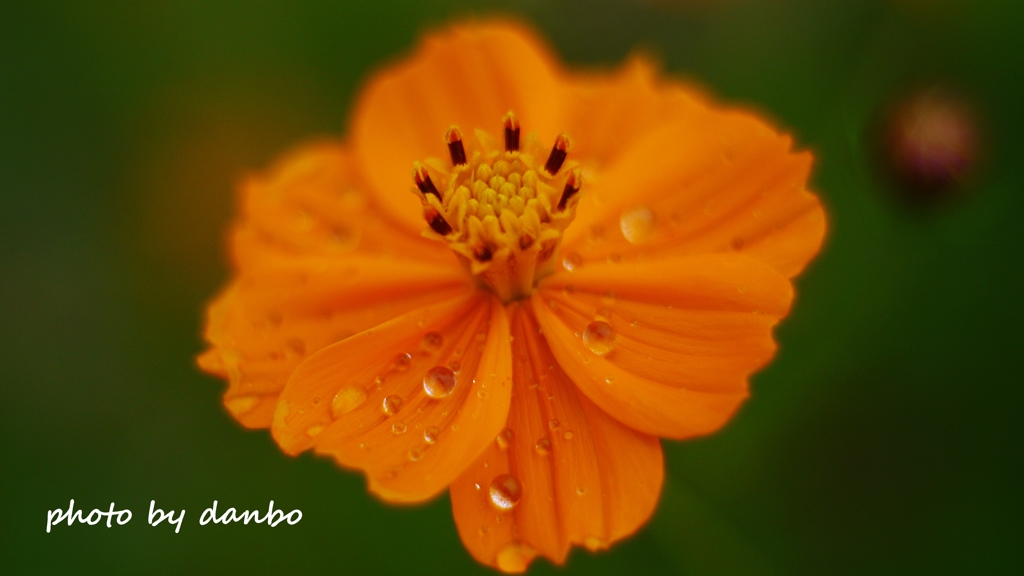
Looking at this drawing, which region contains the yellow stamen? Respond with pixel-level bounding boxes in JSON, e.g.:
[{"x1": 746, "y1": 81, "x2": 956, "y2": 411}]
[{"x1": 411, "y1": 114, "x2": 582, "y2": 302}]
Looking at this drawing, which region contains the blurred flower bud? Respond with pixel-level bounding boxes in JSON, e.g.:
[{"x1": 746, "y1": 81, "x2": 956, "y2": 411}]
[{"x1": 883, "y1": 88, "x2": 980, "y2": 200}]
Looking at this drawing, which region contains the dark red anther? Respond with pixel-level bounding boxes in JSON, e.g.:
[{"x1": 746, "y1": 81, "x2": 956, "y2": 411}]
[
  {"x1": 545, "y1": 134, "x2": 570, "y2": 175},
  {"x1": 424, "y1": 206, "x2": 452, "y2": 236},
  {"x1": 446, "y1": 126, "x2": 467, "y2": 166},
  {"x1": 503, "y1": 112, "x2": 520, "y2": 152},
  {"x1": 413, "y1": 163, "x2": 441, "y2": 200},
  {"x1": 473, "y1": 242, "x2": 493, "y2": 262},
  {"x1": 557, "y1": 170, "x2": 582, "y2": 210},
  {"x1": 518, "y1": 232, "x2": 535, "y2": 250}
]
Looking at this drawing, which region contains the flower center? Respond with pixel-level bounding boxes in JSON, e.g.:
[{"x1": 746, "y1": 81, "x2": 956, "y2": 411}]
[{"x1": 411, "y1": 112, "x2": 582, "y2": 303}]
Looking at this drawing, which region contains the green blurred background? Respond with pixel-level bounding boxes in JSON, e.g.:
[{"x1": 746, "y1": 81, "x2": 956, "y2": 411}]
[{"x1": 3, "y1": 0, "x2": 1022, "y2": 574}]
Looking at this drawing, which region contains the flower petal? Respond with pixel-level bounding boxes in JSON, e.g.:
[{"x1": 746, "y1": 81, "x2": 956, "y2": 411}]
[
  {"x1": 199, "y1": 142, "x2": 469, "y2": 428},
  {"x1": 352, "y1": 21, "x2": 566, "y2": 233},
  {"x1": 562, "y1": 57, "x2": 707, "y2": 172},
  {"x1": 562, "y1": 80, "x2": 825, "y2": 279},
  {"x1": 230, "y1": 141, "x2": 451, "y2": 269},
  {"x1": 271, "y1": 290, "x2": 513, "y2": 503},
  {"x1": 450, "y1": 305, "x2": 663, "y2": 572},
  {"x1": 531, "y1": 254, "x2": 793, "y2": 439},
  {"x1": 200, "y1": 256, "x2": 474, "y2": 428}
]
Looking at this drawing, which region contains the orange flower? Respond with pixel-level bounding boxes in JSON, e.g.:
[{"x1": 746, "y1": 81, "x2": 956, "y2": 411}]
[{"x1": 197, "y1": 20, "x2": 825, "y2": 572}]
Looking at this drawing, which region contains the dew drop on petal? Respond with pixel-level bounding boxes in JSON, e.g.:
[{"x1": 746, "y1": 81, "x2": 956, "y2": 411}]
[
  {"x1": 548, "y1": 419, "x2": 560, "y2": 431},
  {"x1": 563, "y1": 431, "x2": 574, "y2": 440},
  {"x1": 391, "y1": 421, "x2": 408, "y2": 435},
  {"x1": 447, "y1": 359, "x2": 461, "y2": 373},
  {"x1": 306, "y1": 424, "x2": 323, "y2": 438},
  {"x1": 583, "y1": 320, "x2": 616, "y2": 355},
  {"x1": 424, "y1": 426, "x2": 440, "y2": 445},
  {"x1": 562, "y1": 252, "x2": 582, "y2": 271},
  {"x1": 620, "y1": 205, "x2": 656, "y2": 244},
  {"x1": 488, "y1": 474, "x2": 522, "y2": 511},
  {"x1": 421, "y1": 332, "x2": 443, "y2": 351},
  {"x1": 285, "y1": 338, "x2": 306, "y2": 358},
  {"x1": 495, "y1": 428, "x2": 513, "y2": 450},
  {"x1": 382, "y1": 394, "x2": 403, "y2": 416},
  {"x1": 423, "y1": 365, "x2": 457, "y2": 399},
  {"x1": 408, "y1": 446, "x2": 423, "y2": 461},
  {"x1": 331, "y1": 385, "x2": 367, "y2": 417},
  {"x1": 393, "y1": 353, "x2": 412, "y2": 372},
  {"x1": 496, "y1": 543, "x2": 533, "y2": 573},
  {"x1": 535, "y1": 437, "x2": 552, "y2": 456},
  {"x1": 225, "y1": 395, "x2": 259, "y2": 416}
]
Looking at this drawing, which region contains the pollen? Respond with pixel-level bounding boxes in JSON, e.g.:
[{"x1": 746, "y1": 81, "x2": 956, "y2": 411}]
[{"x1": 411, "y1": 112, "x2": 582, "y2": 302}]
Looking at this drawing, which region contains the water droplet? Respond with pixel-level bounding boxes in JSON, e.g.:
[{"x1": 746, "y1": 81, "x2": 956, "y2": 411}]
[
  {"x1": 496, "y1": 543, "x2": 533, "y2": 573},
  {"x1": 605, "y1": 376, "x2": 614, "y2": 385},
  {"x1": 495, "y1": 428, "x2": 513, "y2": 449},
  {"x1": 583, "y1": 320, "x2": 616, "y2": 355},
  {"x1": 421, "y1": 331, "x2": 444, "y2": 351},
  {"x1": 423, "y1": 365, "x2": 457, "y2": 399},
  {"x1": 285, "y1": 338, "x2": 306, "y2": 358},
  {"x1": 451, "y1": 423, "x2": 460, "y2": 431},
  {"x1": 225, "y1": 395, "x2": 259, "y2": 416},
  {"x1": 600, "y1": 291, "x2": 617, "y2": 305},
  {"x1": 488, "y1": 474, "x2": 522, "y2": 511},
  {"x1": 562, "y1": 284, "x2": 575, "y2": 296},
  {"x1": 477, "y1": 390, "x2": 488, "y2": 399},
  {"x1": 562, "y1": 252, "x2": 582, "y2": 271},
  {"x1": 478, "y1": 526, "x2": 489, "y2": 536},
  {"x1": 391, "y1": 421, "x2": 407, "y2": 435},
  {"x1": 535, "y1": 437, "x2": 552, "y2": 456},
  {"x1": 393, "y1": 353, "x2": 412, "y2": 372},
  {"x1": 408, "y1": 446, "x2": 423, "y2": 461},
  {"x1": 596, "y1": 306, "x2": 612, "y2": 320},
  {"x1": 575, "y1": 486, "x2": 586, "y2": 496},
  {"x1": 424, "y1": 426, "x2": 440, "y2": 445},
  {"x1": 306, "y1": 424, "x2": 323, "y2": 437},
  {"x1": 620, "y1": 205, "x2": 656, "y2": 244},
  {"x1": 447, "y1": 359, "x2": 461, "y2": 372},
  {"x1": 382, "y1": 394, "x2": 403, "y2": 416},
  {"x1": 563, "y1": 431, "x2": 574, "y2": 440},
  {"x1": 548, "y1": 419, "x2": 560, "y2": 431},
  {"x1": 331, "y1": 386, "x2": 367, "y2": 417},
  {"x1": 474, "y1": 483, "x2": 481, "y2": 491}
]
